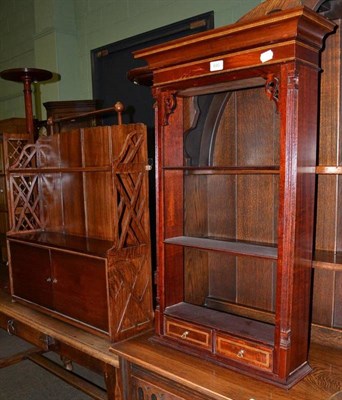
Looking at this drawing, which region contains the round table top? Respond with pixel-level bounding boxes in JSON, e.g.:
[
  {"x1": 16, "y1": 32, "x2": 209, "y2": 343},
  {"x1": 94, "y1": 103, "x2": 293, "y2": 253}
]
[{"x1": 0, "y1": 67, "x2": 53, "y2": 83}]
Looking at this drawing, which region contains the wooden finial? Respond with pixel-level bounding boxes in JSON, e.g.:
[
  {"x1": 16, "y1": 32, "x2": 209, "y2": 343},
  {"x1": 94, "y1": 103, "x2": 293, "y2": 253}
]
[{"x1": 114, "y1": 101, "x2": 124, "y2": 125}]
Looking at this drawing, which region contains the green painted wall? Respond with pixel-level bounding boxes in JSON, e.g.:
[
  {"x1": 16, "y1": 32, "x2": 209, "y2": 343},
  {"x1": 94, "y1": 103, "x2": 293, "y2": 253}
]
[
  {"x1": 0, "y1": 0, "x2": 35, "y2": 119},
  {"x1": 0, "y1": 0, "x2": 261, "y2": 121}
]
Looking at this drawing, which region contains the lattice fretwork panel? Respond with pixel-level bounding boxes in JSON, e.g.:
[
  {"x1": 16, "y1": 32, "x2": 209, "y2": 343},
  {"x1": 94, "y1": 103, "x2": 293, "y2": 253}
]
[
  {"x1": 7, "y1": 139, "x2": 30, "y2": 167},
  {"x1": 113, "y1": 130, "x2": 149, "y2": 249},
  {"x1": 10, "y1": 142, "x2": 51, "y2": 169},
  {"x1": 108, "y1": 124, "x2": 153, "y2": 342},
  {"x1": 10, "y1": 175, "x2": 43, "y2": 231}
]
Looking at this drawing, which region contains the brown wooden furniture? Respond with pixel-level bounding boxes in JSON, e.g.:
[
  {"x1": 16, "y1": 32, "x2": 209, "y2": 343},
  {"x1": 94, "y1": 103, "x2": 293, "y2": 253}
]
[
  {"x1": 4, "y1": 120, "x2": 154, "y2": 342},
  {"x1": 123, "y1": 5, "x2": 335, "y2": 389},
  {"x1": 0, "y1": 288, "x2": 119, "y2": 400},
  {"x1": 114, "y1": 331, "x2": 342, "y2": 400},
  {"x1": 0, "y1": 118, "x2": 26, "y2": 134},
  {"x1": 43, "y1": 99, "x2": 102, "y2": 133},
  {"x1": 0, "y1": 68, "x2": 52, "y2": 137}
]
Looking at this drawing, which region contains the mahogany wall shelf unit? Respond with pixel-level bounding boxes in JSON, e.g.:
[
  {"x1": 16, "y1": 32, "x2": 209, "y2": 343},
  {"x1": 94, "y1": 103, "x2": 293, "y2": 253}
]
[
  {"x1": 4, "y1": 121, "x2": 154, "y2": 342},
  {"x1": 125, "y1": 6, "x2": 335, "y2": 388}
]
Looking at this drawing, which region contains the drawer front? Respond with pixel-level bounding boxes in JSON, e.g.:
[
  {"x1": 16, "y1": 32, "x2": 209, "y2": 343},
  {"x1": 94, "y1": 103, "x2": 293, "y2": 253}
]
[
  {"x1": 0, "y1": 312, "x2": 52, "y2": 350},
  {"x1": 216, "y1": 333, "x2": 273, "y2": 371},
  {"x1": 164, "y1": 317, "x2": 212, "y2": 350}
]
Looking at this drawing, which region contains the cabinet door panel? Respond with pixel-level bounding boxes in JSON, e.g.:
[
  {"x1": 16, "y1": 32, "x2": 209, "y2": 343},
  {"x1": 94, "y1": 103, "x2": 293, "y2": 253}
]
[
  {"x1": 9, "y1": 241, "x2": 53, "y2": 308},
  {"x1": 51, "y1": 251, "x2": 109, "y2": 332}
]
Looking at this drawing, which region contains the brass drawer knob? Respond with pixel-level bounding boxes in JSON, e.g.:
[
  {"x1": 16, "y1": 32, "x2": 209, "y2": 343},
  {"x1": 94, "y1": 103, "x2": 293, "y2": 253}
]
[
  {"x1": 181, "y1": 330, "x2": 189, "y2": 339},
  {"x1": 237, "y1": 349, "x2": 245, "y2": 358}
]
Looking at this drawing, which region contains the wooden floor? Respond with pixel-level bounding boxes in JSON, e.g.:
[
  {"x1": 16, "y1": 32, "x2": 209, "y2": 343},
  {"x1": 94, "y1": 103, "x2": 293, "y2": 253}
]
[{"x1": 112, "y1": 331, "x2": 342, "y2": 400}]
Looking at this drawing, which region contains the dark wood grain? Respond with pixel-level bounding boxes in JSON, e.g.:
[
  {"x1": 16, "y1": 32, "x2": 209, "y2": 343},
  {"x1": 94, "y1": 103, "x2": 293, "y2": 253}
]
[{"x1": 51, "y1": 250, "x2": 108, "y2": 331}]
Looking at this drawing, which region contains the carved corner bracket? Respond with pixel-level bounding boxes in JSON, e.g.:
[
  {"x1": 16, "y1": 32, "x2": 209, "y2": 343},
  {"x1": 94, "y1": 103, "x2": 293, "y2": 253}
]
[
  {"x1": 162, "y1": 91, "x2": 177, "y2": 126},
  {"x1": 265, "y1": 74, "x2": 280, "y2": 110}
]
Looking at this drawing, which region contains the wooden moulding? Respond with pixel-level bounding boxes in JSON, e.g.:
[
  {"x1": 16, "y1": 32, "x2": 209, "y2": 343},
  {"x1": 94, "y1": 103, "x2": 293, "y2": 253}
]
[{"x1": 133, "y1": 7, "x2": 335, "y2": 89}]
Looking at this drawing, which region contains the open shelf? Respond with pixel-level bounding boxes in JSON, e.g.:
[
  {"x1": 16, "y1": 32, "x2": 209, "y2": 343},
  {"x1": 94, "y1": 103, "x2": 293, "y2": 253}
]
[
  {"x1": 164, "y1": 236, "x2": 278, "y2": 260},
  {"x1": 164, "y1": 302, "x2": 275, "y2": 345},
  {"x1": 163, "y1": 166, "x2": 280, "y2": 175}
]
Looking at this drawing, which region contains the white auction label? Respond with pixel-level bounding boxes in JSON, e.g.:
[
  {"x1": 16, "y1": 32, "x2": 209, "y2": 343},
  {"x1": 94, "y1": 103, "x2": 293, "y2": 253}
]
[
  {"x1": 260, "y1": 49, "x2": 274, "y2": 63},
  {"x1": 210, "y1": 60, "x2": 224, "y2": 71}
]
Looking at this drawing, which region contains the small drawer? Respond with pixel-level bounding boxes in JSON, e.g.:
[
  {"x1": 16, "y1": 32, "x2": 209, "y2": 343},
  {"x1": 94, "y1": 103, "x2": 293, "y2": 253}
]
[
  {"x1": 216, "y1": 333, "x2": 273, "y2": 371},
  {"x1": 164, "y1": 317, "x2": 212, "y2": 350}
]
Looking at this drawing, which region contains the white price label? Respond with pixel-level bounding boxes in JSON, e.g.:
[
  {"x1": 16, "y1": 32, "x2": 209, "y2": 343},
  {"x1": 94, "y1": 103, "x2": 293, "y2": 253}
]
[
  {"x1": 260, "y1": 49, "x2": 274, "y2": 63},
  {"x1": 210, "y1": 60, "x2": 224, "y2": 71}
]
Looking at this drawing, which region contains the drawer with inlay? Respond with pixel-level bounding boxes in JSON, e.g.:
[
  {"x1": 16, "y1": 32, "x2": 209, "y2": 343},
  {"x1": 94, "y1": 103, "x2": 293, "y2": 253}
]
[
  {"x1": 164, "y1": 317, "x2": 212, "y2": 351},
  {"x1": 215, "y1": 333, "x2": 273, "y2": 371}
]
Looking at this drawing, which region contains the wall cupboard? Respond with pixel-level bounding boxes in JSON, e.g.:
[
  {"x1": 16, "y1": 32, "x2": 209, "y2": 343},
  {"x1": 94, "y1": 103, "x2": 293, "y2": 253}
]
[
  {"x1": 4, "y1": 122, "x2": 154, "y2": 341},
  {"x1": 122, "y1": 5, "x2": 335, "y2": 389}
]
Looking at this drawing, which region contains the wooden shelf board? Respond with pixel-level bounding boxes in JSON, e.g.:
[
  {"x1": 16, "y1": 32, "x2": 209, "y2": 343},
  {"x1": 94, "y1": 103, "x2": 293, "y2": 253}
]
[
  {"x1": 164, "y1": 236, "x2": 278, "y2": 259},
  {"x1": 165, "y1": 302, "x2": 275, "y2": 345},
  {"x1": 164, "y1": 166, "x2": 280, "y2": 175},
  {"x1": 313, "y1": 250, "x2": 342, "y2": 270},
  {"x1": 316, "y1": 165, "x2": 342, "y2": 174},
  {"x1": 7, "y1": 230, "x2": 113, "y2": 258}
]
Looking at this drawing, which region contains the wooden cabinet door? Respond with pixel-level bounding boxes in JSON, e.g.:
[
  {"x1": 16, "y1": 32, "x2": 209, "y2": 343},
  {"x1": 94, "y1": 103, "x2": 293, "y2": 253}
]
[
  {"x1": 9, "y1": 241, "x2": 53, "y2": 308},
  {"x1": 51, "y1": 250, "x2": 109, "y2": 332}
]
